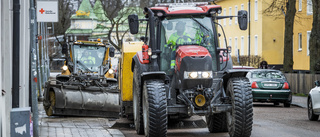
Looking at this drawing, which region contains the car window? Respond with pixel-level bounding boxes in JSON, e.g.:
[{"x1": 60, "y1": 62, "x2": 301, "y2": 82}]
[{"x1": 251, "y1": 71, "x2": 284, "y2": 79}]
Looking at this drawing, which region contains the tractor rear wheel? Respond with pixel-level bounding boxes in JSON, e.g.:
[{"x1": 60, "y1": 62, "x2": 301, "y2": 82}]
[
  {"x1": 226, "y1": 77, "x2": 253, "y2": 137},
  {"x1": 143, "y1": 80, "x2": 167, "y2": 137},
  {"x1": 133, "y1": 65, "x2": 144, "y2": 135},
  {"x1": 206, "y1": 112, "x2": 228, "y2": 133}
]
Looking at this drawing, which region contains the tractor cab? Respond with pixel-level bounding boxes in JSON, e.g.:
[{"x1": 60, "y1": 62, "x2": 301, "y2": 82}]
[{"x1": 62, "y1": 40, "x2": 115, "y2": 76}]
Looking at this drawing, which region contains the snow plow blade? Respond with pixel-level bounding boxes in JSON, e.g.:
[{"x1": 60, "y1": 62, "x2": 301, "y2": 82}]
[{"x1": 43, "y1": 82, "x2": 120, "y2": 118}]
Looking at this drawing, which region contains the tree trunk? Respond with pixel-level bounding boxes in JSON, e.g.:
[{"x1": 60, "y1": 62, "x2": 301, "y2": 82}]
[
  {"x1": 283, "y1": 0, "x2": 296, "y2": 73},
  {"x1": 310, "y1": 0, "x2": 320, "y2": 73}
]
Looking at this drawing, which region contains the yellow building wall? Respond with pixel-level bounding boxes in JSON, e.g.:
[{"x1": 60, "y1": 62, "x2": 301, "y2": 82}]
[
  {"x1": 292, "y1": 0, "x2": 313, "y2": 70},
  {"x1": 261, "y1": 1, "x2": 285, "y2": 65},
  {"x1": 216, "y1": 0, "x2": 285, "y2": 66}
]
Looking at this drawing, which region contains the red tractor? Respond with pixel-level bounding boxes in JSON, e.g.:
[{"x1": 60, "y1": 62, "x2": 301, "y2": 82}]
[{"x1": 127, "y1": 2, "x2": 252, "y2": 137}]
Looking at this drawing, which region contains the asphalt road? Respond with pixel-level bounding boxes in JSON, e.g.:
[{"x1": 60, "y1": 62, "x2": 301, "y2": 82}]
[{"x1": 116, "y1": 103, "x2": 320, "y2": 137}]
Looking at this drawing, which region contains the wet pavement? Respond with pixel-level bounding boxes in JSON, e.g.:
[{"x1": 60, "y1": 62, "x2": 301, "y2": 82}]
[{"x1": 38, "y1": 103, "x2": 124, "y2": 137}]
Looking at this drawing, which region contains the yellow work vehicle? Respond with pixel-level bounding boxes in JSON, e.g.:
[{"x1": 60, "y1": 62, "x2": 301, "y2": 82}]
[
  {"x1": 43, "y1": 40, "x2": 119, "y2": 118},
  {"x1": 118, "y1": 41, "x2": 144, "y2": 118}
]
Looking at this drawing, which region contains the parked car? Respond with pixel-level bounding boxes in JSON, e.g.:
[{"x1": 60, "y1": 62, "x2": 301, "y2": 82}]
[
  {"x1": 308, "y1": 80, "x2": 320, "y2": 121},
  {"x1": 233, "y1": 65, "x2": 255, "y2": 69},
  {"x1": 246, "y1": 69, "x2": 292, "y2": 107}
]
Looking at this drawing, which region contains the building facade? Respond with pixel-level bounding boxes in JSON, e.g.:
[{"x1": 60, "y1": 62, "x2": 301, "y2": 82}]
[
  {"x1": 1, "y1": 0, "x2": 31, "y2": 136},
  {"x1": 216, "y1": 0, "x2": 314, "y2": 70},
  {"x1": 293, "y1": 0, "x2": 313, "y2": 70}
]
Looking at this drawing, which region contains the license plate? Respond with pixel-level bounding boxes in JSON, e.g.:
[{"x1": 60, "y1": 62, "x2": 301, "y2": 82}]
[{"x1": 264, "y1": 84, "x2": 277, "y2": 87}]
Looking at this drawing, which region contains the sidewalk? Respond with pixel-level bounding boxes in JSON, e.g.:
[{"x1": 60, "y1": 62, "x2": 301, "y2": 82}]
[
  {"x1": 38, "y1": 103, "x2": 125, "y2": 137},
  {"x1": 291, "y1": 95, "x2": 308, "y2": 108}
]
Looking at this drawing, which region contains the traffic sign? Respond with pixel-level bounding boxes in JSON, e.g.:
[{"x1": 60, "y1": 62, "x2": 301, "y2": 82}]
[{"x1": 37, "y1": 1, "x2": 58, "y2": 22}]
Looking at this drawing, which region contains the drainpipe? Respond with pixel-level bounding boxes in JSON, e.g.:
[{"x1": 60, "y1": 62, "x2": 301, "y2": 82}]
[{"x1": 12, "y1": 0, "x2": 20, "y2": 108}]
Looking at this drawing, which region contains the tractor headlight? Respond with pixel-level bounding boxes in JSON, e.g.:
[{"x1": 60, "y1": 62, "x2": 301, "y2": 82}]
[
  {"x1": 108, "y1": 69, "x2": 114, "y2": 74},
  {"x1": 184, "y1": 71, "x2": 213, "y2": 79},
  {"x1": 202, "y1": 72, "x2": 210, "y2": 78},
  {"x1": 62, "y1": 65, "x2": 68, "y2": 71},
  {"x1": 189, "y1": 72, "x2": 198, "y2": 79}
]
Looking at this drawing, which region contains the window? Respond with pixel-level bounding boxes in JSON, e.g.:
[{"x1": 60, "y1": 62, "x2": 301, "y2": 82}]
[
  {"x1": 255, "y1": 35, "x2": 258, "y2": 55},
  {"x1": 224, "y1": 8, "x2": 226, "y2": 26},
  {"x1": 298, "y1": 33, "x2": 302, "y2": 51},
  {"x1": 241, "y1": 36, "x2": 244, "y2": 55},
  {"x1": 307, "y1": 31, "x2": 311, "y2": 56},
  {"x1": 299, "y1": 0, "x2": 302, "y2": 11},
  {"x1": 307, "y1": 0, "x2": 313, "y2": 15},
  {"x1": 254, "y1": 0, "x2": 258, "y2": 21},
  {"x1": 235, "y1": 6, "x2": 238, "y2": 24},
  {"x1": 235, "y1": 37, "x2": 238, "y2": 55},
  {"x1": 229, "y1": 7, "x2": 232, "y2": 25},
  {"x1": 241, "y1": 4, "x2": 244, "y2": 10}
]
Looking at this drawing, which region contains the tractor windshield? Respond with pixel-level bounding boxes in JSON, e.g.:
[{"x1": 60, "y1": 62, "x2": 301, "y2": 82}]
[
  {"x1": 73, "y1": 45, "x2": 106, "y2": 72},
  {"x1": 162, "y1": 16, "x2": 216, "y2": 49},
  {"x1": 160, "y1": 16, "x2": 218, "y2": 72}
]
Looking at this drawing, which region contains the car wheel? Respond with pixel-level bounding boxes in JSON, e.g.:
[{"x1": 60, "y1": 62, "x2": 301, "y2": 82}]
[{"x1": 308, "y1": 97, "x2": 319, "y2": 121}]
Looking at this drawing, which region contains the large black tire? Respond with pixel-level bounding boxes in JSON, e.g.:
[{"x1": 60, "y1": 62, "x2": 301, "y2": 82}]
[
  {"x1": 206, "y1": 112, "x2": 228, "y2": 133},
  {"x1": 226, "y1": 77, "x2": 253, "y2": 137},
  {"x1": 143, "y1": 80, "x2": 168, "y2": 137},
  {"x1": 308, "y1": 97, "x2": 319, "y2": 121},
  {"x1": 45, "y1": 91, "x2": 55, "y2": 116},
  {"x1": 133, "y1": 65, "x2": 144, "y2": 135}
]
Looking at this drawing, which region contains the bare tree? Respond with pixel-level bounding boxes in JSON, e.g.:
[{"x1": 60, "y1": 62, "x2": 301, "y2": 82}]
[
  {"x1": 263, "y1": 0, "x2": 296, "y2": 72},
  {"x1": 54, "y1": 0, "x2": 73, "y2": 44},
  {"x1": 100, "y1": 0, "x2": 139, "y2": 50},
  {"x1": 309, "y1": 0, "x2": 320, "y2": 73}
]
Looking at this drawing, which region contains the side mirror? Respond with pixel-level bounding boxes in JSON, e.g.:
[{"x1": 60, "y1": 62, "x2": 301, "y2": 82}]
[
  {"x1": 315, "y1": 80, "x2": 320, "y2": 87},
  {"x1": 128, "y1": 14, "x2": 139, "y2": 34},
  {"x1": 62, "y1": 43, "x2": 68, "y2": 55},
  {"x1": 238, "y1": 10, "x2": 248, "y2": 30},
  {"x1": 109, "y1": 47, "x2": 115, "y2": 57}
]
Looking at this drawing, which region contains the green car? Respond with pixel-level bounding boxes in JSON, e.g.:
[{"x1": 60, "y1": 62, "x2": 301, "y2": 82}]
[{"x1": 246, "y1": 69, "x2": 292, "y2": 107}]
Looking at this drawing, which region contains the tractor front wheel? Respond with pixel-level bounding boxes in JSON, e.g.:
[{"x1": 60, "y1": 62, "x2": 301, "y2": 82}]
[
  {"x1": 143, "y1": 80, "x2": 167, "y2": 137},
  {"x1": 226, "y1": 77, "x2": 253, "y2": 137},
  {"x1": 206, "y1": 112, "x2": 228, "y2": 133}
]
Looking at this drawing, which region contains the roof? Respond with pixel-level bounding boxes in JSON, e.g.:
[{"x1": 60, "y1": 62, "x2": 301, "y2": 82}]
[
  {"x1": 150, "y1": 3, "x2": 222, "y2": 16},
  {"x1": 93, "y1": 0, "x2": 108, "y2": 21},
  {"x1": 70, "y1": 0, "x2": 98, "y2": 20},
  {"x1": 65, "y1": 29, "x2": 93, "y2": 34}
]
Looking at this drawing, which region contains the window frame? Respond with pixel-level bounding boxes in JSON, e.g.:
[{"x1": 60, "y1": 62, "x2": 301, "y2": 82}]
[
  {"x1": 299, "y1": 0, "x2": 302, "y2": 11},
  {"x1": 298, "y1": 33, "x2": 302, "y2": 51},
  {"x1": 254, "y1": 0, "x2": 258, "y2": 21},
  {"x1": 307, "y1": 31, "x2": 311, "y2": 56}
]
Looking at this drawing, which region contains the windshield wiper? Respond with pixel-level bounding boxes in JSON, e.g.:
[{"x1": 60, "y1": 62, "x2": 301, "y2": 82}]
[
  {"x1": 190, "y1": 16, "x2": 210, "y2": 32},
  {"x1": 76, "y1": 60, "x2": 93, "y2": 73}
]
